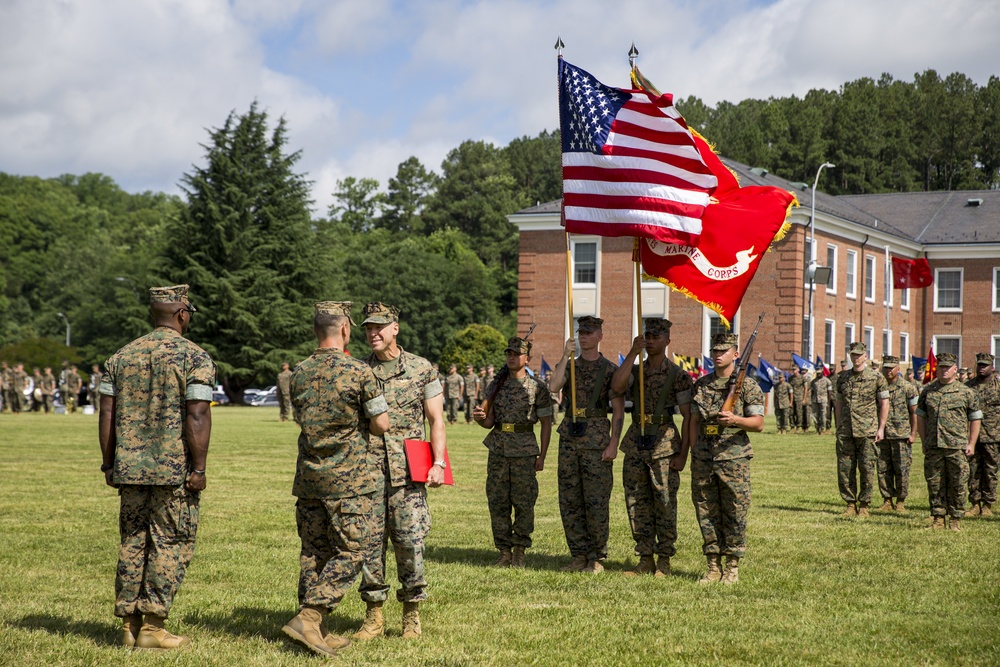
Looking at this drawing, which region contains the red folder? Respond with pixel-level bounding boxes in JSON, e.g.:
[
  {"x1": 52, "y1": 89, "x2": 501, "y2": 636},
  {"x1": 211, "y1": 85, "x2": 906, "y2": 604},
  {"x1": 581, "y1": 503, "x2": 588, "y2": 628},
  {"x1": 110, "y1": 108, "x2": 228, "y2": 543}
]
[{"x1": 404, "y1": 439, "x2": 454, "y2": 485}]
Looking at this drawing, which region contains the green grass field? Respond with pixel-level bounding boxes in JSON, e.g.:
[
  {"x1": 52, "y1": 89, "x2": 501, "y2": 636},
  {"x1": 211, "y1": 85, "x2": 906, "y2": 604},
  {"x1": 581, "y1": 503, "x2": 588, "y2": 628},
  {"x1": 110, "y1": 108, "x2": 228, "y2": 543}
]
[{"x1": 1, "y1": 408, "x2": 998, "y2": 666}]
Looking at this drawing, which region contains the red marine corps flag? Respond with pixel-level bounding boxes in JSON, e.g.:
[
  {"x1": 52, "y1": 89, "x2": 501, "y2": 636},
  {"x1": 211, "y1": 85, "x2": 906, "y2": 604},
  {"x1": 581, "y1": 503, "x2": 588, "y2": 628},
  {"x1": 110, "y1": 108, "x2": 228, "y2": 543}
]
[
  {"x1": 632, "y1": 67, "x2": 795, "y2": 326},
  {"x1": 891, "y1": 256, "x2": 932, "y2": 289}
]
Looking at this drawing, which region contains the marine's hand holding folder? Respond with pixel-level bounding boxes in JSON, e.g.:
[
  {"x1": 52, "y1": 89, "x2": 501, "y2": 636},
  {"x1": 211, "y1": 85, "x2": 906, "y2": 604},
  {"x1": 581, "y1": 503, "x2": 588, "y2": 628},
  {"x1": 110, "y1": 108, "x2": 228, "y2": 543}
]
[{"x1": 404, "y1": 439, "x2": 454, "y2": 486}]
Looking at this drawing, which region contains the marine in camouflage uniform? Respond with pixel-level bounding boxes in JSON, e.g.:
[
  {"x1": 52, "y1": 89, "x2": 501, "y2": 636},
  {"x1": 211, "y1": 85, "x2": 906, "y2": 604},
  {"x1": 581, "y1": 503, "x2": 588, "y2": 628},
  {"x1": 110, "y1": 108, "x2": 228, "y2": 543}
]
[
  {"x1": 965, "y1": 353, "x2": 1000, "y2": 517},
  {"x1": 789, "y1": 367, "x2": 809, "y2": 431},
  {"x1": 810, "y1": 372, "x2": 832, "y2": 434},
  {"x1": 0, "y1": 361, "x2": 11, "y2": 412},
  {"x1": 462, "y1": 365, "x2": 479, "y2": 423},
  {"x1": 40, "y1": 367, "x2": 56, "y2": 413},
  {"x1": 876, "y1": 356, "x2": 918, "y2": 512},
  {"x1": 774, "y1": 374, "x2": 792, "y2": 433},
  {"x1": 473, "y1": 336, "x2": 553, "y2": 568},
  {"x1": 12, "y1": 363, "x2": 28, "y2": 413},
  {"x1": 549, "y1": 316, "x2": 624, "y2": 573},
  {"x1": 98, "y1": 284, "x2": 215, "y2": 649},
  {"x1": 276, "y1": 363, "x2": 293, "y2": 421},
  {"x1": 833, "y1": 342, "x2": 890, "y2": 517},
  {"x1": 355, "y1": 302, "x2": 446, "y2": 641},
  {"x1": 477, "y1": 367, "x2": 488, "y2": 402},
  {"x1": 610, "y1": 318, "x2": 692, "y2": 577},
  {"x1": 282, "y1": 301, "x2": 390, "y2": 657},
  {"x1": 65, "y1": 365, "x2": 82, "y2": 413},
  {"x1": 88, "y1": 364, "x2": 102, "y2": 409},
  {"x1": 689, "y1": 332, "x2": 765, "y2": 585},
  {"x1": 444, "y1": 366, "x2": 462, "y2": 424},
  {"x1": 916, "y1": 352, "x2": 982, "y2": 531}
]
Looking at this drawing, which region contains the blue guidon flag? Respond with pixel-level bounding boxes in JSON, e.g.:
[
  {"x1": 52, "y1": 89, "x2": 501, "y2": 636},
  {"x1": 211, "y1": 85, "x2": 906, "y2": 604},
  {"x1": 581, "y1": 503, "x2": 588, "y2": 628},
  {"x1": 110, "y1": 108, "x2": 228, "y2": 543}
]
[{"x1": 558, "y1": 59, "x2": 717, "y2": 247}]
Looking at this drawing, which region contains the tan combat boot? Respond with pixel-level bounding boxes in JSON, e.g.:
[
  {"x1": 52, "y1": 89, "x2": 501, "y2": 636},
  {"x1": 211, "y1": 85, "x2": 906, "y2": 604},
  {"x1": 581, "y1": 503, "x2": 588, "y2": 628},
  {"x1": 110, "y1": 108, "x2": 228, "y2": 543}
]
[
  {"x1": 402, "y1": 602, "x2": 421, "y2": 640},
  {"x1": 857, "y1": 505, "x2": 870, "y2": 518},
  {"x1": 654, "y1": 555, "x2": 671, "y2": 578},
  {"x1": 511, "y1": 546, "x2": 526, "y2": 569},
  {"x1": 896, "y1": 501, "x2": 907, "y2": 514},
  {"x1": 283, "y1": 606, "x2": 338, "y2": 657},
  {"x1": 967, "y1": 503, "x2": 981, "y2": 517},
  {"x1": 699, "y1": 554, "x2": 722, "y2": 584},
  {"x1": 122, "y1": 613, "x2": 142, "y2": 648},
  {"x1": 949, "y1": 517, "x2": 962, "y2": 532},
  {"x1": 843, "y1": 503, "x2": 857, "y2": 517},
  {"x1": 351, "y1": 602, "x2": 384, "y2": 641},
  {"x1": 135, "y1": 615, "x2": 191, "y2": 650},
  {"x1": 721, "y1": 556, "x2": 740, "y2": 584},
  {"x1": 623, "y1": 555, "x2": 656, "y2": 576},
  {"x1": 876, "y1": 500, "x2": 893, "y2": 512},
  {"x1": 981, "y1": 504, "x2": 993, "y2": 517},
  {"x1": 929, "y1": 516, "x2": 946, "y2": 530},
  {"x1": 584, "y1": 559, "x2": 604, "y2": 573},
  {"x1": 493, "y1": 549, "x2": 513, "y2": 568},
  {"x1": 560, "y1": 555, "x2": 588, "y2": 572}
]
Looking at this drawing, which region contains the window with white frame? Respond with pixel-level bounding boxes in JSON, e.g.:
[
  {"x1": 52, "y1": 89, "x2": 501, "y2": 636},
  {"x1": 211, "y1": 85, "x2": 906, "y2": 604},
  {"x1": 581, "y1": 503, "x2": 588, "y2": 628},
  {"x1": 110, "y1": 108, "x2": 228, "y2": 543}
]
[
  {"x1": 934, "y1": 336, "x2": 961, "y2": 365},
  {"x1": 864, "y1": 326, "x2": 874, "y2": 354},
  {"x1": 882, "y1": 329, "x2": 892, "y2": 356},
  {"x1": 899, "y1": 333, "x2": 909, "y2": 363},
  {"x1": 865, "y1": 254, "x2": 876, "y2": 302},
  {"x1": 846, "y1": 250, "x2": 857, "y2": 298},
  {"x1": 845, "y1": 322, "x2": 855, "y2": 350},
  {"x1": 993, "y1": 267, "x2": 1000, "y2": 312},
  {"x1": 933, "y1": 268, "x2": 963, "y2": 312},
  {"x1": 573, "y1": 241, "x2": 597, "y2": 285},
  {"x1": 824, "y1": 320, "x2": 835, "y2": 362},
  {"x1": 900, "y1": 286, "x2": 910, "y2": 310},
  {"x1": 993, "y1": 335, "x2": 1000, "y2": 360},
  {"x1": 825, "y1": 245, "x2": 837, "y2": 293}
]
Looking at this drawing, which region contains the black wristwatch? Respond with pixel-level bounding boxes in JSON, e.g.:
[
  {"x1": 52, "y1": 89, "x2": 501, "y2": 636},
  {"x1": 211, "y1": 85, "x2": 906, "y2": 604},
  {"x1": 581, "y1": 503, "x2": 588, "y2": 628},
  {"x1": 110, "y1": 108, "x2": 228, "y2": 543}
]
[{"x1": 100, "y1": 463, "x2": 113, "y2": 472}]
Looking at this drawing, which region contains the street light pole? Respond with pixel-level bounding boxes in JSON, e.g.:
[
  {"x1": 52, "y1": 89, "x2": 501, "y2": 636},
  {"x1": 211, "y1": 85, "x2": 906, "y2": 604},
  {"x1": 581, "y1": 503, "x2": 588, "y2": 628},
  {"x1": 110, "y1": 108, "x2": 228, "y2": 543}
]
[
  {"x1": 56, "y1": 312, "x2": 71, "y2": 348},
  {"x1": 807, "y1": 162, "x2": 835, "y2": 360}
]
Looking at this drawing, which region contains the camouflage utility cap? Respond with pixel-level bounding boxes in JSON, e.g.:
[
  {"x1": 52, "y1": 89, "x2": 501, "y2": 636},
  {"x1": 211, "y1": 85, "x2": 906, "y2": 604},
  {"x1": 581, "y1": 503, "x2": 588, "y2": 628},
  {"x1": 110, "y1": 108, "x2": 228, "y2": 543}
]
[
  {"x1": 711, "y1": 332, "x2": 739, "y2": 350},
  {"x1": 937, "y1": 352, "x2": 957, "y2": 368},
  {"x1": 361, "y1": 301, "x2": 399, "y2": 325},
  {"x1": 849, "y1": 341, "x2": 867, "y2": 355},
  {"x1": 976, "y1": 352, "x2": 995, "y2": 365},
  {"x1": 577, "y1": 316, "x2": 603, "y2": 333},
  {"x1": 149, "y1": 284, "x2": 190, "y2": 304},
  {"x1": 960, "y1": 367, "x2": 969, "y2": 374},
  {"x1": 644, "y1": 318, "x2": 672, "y2": 335},
  {"x1": 881, "y1": 355, "x2": 900, "y2": 368},
  {"x1": 506, "y1": 336, "x2": 532, "y2": 355},
  {"x1": 315, "y1": 300, "x2": 356, "y2": 324}
]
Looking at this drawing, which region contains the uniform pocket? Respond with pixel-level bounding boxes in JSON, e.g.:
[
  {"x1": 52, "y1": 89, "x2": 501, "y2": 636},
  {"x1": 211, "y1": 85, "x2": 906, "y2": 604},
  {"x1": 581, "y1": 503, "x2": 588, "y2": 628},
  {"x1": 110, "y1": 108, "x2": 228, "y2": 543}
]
[{"x1": 334, "y1": 495, "x2": 373, "y2": 552}]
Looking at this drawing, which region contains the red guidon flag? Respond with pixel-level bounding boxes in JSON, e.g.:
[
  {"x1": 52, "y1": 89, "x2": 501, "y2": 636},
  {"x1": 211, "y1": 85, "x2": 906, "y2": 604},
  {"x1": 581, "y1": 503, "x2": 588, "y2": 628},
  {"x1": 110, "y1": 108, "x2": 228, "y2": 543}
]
[
  {"x1": 891, "y1": 256, "x2": 932, "y2": 289},
  {"x1": 559, "y1": 59, "x2": 717, "y2": 247},
  {"x1": 924, "y1": 348, "x2": 937, "y2": 384}
]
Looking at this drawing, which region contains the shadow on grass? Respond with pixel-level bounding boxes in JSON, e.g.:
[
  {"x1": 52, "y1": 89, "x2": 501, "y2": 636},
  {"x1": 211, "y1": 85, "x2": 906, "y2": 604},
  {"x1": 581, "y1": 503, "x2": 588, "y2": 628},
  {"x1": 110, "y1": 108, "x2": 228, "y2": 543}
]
[
  {"x1": 425, "y1": 544, "x2": 578, "y2": 571},
  {"x1": 183, "y1": 606, "x2": 362, "y2": 643},
  {"x1": 8, "y1": 614, "x2": 116, "y2": 646}
]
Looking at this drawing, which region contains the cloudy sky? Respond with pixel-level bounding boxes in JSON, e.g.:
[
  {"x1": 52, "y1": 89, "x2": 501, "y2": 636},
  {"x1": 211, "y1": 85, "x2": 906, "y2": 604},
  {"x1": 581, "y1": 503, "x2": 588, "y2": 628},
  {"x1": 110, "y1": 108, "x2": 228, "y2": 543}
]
[{"x1": 2, "y1": 0, "x2": 998, "y2": 214}]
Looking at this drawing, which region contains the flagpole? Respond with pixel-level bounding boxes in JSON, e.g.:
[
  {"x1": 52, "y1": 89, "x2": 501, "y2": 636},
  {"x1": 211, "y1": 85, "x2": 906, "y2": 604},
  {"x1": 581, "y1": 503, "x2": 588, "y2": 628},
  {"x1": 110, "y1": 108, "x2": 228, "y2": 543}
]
[
  {"x1": 884, "y1": 245, "x2": 891, "y2": 356},
  {"x1": 566, "y1": 232, "x2": 578, "y2": 427},
  {"x1": 634, "y1": 241, "x2": 646, "y2": 440}
]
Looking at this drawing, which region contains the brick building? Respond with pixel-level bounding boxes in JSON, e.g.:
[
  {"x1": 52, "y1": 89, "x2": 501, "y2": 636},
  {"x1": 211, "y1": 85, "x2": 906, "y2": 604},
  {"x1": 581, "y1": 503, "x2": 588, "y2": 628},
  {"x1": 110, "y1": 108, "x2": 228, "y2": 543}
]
[{"x1": 509, "y1": 158, "x2": 1000, "y2": 376}]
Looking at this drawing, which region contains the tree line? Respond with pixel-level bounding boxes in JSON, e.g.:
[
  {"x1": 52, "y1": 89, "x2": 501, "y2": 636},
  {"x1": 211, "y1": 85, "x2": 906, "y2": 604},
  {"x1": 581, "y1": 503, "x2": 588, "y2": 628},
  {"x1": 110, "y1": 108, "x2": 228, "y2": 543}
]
[{"x1": 2, "y1": 69, "x2": 997, "y2": 399}]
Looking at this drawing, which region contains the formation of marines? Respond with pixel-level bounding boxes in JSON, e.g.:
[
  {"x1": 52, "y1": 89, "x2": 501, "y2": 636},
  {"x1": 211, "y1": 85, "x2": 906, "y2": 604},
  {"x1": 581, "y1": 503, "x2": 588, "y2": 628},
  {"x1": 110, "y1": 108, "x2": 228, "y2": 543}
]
[
  {"x1": 78, "y1": 281, "x2": 1000, "y2": 654},
  {"x1": 0, "y1": 361, "x2": 82, "y2": 413}
]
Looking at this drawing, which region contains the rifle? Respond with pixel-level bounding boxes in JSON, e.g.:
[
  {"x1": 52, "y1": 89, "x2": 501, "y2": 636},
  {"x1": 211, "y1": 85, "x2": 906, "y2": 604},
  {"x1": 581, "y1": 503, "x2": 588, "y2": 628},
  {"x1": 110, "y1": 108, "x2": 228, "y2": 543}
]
[
  {"x1": 479, "y1": 323, "x2": 536, "y2": 417},
  {"x1": 720, "y1": 312, "x2": 766, "y2": 414}
]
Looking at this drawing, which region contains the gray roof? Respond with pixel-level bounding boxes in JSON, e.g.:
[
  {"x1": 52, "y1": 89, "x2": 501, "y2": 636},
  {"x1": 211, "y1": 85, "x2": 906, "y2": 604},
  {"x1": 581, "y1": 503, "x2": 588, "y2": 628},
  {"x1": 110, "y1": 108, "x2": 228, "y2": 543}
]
[{"x1": 513, "y1": 156, "x2": 1000, "y2": 245}]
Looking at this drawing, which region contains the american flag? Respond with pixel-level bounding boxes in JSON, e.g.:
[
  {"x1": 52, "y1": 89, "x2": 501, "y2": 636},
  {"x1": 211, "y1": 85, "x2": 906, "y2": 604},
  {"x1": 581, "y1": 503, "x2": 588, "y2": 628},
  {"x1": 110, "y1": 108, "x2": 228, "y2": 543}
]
[{"x1": 559, "y1": 59, "x2": 717, "y2": 246}]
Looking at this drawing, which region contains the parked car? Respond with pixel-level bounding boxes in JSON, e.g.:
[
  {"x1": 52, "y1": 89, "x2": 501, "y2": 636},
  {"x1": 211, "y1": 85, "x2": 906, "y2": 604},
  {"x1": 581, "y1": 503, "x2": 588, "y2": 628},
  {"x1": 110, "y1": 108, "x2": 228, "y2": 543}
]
[
  {"x1": 211, "y1": 391, "x2": 230, "y2": 406},
  {"x1": 248, "y1": 386, "x2": 279, "y2": 407}
]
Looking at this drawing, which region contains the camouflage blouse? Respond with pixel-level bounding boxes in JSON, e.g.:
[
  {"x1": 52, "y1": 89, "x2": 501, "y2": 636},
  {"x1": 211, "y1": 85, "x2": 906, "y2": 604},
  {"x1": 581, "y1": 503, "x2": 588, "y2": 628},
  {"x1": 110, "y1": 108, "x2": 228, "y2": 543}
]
[
  {"x1": 620, "y1": 357, "x2": 693, "y2": 459},
  {"x1": 100, "y1": 326, "x2": 216, "y2": 486},
  {"x1": 483, "y1": 374, "x2": 554, "y2": 457},
  {"x1": 966, "y1": 373, "x2": 1000, "y2": 443},
  {"x1": 556, "y1": 354, "x2": 619, "y2": 450},
  {"x1": 884, "y1": 377, "x2": 918, "y2": 440},
  {"x1": 691, "y1": 372, "x2": 765, "y2": 462},
  {"x1": 833, "y1": 366, "x2": 890, "y2": 438},
  {"x1": 916, "y1": 380, "x2": 983, "y2": 450}
]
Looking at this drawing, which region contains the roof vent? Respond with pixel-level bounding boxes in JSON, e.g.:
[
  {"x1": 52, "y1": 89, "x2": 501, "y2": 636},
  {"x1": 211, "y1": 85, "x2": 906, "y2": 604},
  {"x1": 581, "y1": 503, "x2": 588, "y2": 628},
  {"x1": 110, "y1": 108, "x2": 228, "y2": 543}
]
[
  {"x1": 967, "y1": 198, "x2": 984, "y2": 207},
  {"x1": 788, "y1": 181, "x2": 809, "y2": 191},
  {"x1": 749, "y1": 167, "x2": 769, "y2": 177}
]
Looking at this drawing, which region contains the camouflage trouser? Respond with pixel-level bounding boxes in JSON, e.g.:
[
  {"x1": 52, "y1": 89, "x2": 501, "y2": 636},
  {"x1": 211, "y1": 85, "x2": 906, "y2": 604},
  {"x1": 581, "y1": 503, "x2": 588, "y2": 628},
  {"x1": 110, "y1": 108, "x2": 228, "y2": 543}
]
[
  {"x1": 622, "y1": 453, "x2": 679, "y2": 558},
  {"x1": 877, "y1": 438, "x2": 912, "y2": 501},
  {"x1": 775, "y1": 408, "x2": 791, "y2": 431},
  {"x1": 924, "y1": 448, "x2": 969, "y2": 518},
  {"x1": 968, "y1": 441, "x2": 999, "y2": 506},
  {"x1": 115, "y1": 485, "x2": 199, "y2": 619},
  {"x1": 43, "y1": 395, "x2": 53, "y2": 413},
  {"x1": 836, "y1": 435, "x2": 876, "y2": 506},
  {"x1": 464, "y1": 397, "x2": 475, "y2": 423},
  {"x1": 558, "y1": 442, "x2": 613, "y2": 561},
  {"x1": 486, "y1": 452, "x2": 537, "y2": 549},
  {"x1": 812, "y1": 402, "x2": 828, "y2": 433},
  {"x1": 297, "y1": 493, "x2": 374, "y2": 612},
  {"x1": 278, "y1": 392, "x2": 292, "y2": 421},
  {"x1": 359, "y1": 468, "x2": 431, "y2": 603},
  {"x1": 795, "y1": 402, "x2": 811, "y2": 430},
  {"x1": 446, "y1": 398, "x2": 460, "y2": 423},
  {"x1": 691, "y1": 456, "x2": 751, "y2": 558}
]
